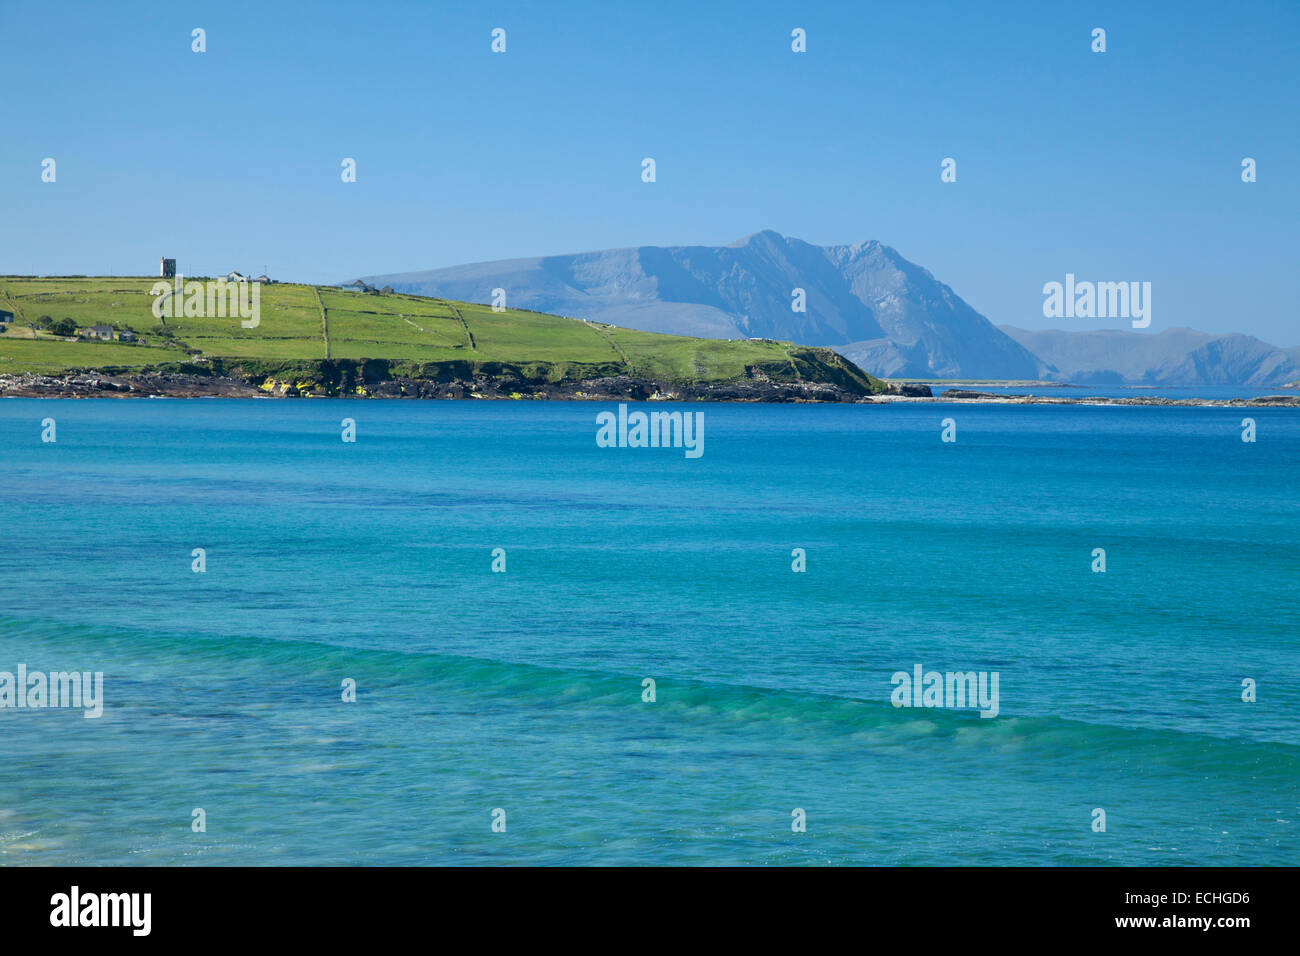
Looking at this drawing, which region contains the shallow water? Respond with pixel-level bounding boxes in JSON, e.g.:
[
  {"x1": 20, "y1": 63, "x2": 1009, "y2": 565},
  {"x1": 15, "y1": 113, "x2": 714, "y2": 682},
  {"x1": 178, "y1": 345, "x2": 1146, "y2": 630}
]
[{"x1": 0, "y1": 399, "x2": 1295, "y2": 864}]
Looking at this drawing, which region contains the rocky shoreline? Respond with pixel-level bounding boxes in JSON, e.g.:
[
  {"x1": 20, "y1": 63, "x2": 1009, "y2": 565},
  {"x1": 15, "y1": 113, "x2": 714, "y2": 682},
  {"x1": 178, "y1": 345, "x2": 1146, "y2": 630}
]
[
  {"x1": 3, "y1": 371, "x2": 1297, "y2": 406},
  {"x1": 0, "y1": 372, "x2": 264, "y2": 398},
  {"x1": 0, "y1": 370, "x2": 912, "y2": 403}
]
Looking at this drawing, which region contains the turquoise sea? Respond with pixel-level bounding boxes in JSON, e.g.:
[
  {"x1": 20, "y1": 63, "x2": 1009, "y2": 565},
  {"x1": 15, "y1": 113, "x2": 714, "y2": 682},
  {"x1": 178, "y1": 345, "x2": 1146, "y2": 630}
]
[{"x1": 0, "y1": 398, "x2": 1296, "y2": 865}]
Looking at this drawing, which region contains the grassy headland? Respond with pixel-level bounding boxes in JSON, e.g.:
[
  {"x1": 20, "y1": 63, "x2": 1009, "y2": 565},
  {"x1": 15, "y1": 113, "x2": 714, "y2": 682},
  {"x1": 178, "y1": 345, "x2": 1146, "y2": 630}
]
[{"x1": 0, "y1": 276, "x2": 888, "y2": 400}]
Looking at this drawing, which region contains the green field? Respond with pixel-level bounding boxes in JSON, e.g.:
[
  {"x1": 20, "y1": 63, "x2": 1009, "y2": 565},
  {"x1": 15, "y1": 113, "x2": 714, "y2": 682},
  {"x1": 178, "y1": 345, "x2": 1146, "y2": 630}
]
[{"x1": 0, "y1": 276, "x2": 885, "y2": 393}]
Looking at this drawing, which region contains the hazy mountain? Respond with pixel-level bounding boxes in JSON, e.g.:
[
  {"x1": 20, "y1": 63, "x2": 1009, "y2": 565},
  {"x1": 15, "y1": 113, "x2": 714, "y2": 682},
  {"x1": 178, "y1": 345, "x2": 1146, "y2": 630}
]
[
  {"x1": 999, "y1": 327, "x2": 1300, "y2": 387},
  {"x1": 360, "y1": 232, "x2": 1296, "y2": 385},
  {"x1": 361, "y1": 230, "x2": 1044, "y2": 379}
]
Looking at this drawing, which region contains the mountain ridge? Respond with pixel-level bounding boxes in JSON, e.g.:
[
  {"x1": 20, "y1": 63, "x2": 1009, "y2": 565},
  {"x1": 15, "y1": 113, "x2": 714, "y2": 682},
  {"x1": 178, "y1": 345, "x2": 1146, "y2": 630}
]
[
  {"x1": 360, "y1": 231, "x2": 1297, "y2": 385},
  {"x1": 999, "y1": 326, "x2": 1300, "y2": 387},
  {"x1": 361, "y1": 230, "x2": 1044, "y2": 380}
]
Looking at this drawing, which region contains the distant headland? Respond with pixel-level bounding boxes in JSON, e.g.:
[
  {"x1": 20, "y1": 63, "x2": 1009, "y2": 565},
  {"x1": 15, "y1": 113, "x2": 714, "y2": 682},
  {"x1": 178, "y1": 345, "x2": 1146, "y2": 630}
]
[
  {"x1": 0, "y1": 275, "x2": 890, "y2": 402},
  {"x1": 2, "y1": 276, "x2": 1297, "y2": 406}
]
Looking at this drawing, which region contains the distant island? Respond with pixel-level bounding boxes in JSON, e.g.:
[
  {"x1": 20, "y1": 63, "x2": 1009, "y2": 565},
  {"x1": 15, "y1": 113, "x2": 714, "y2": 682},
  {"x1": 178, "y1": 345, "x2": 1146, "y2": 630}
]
[{"x1": 360, "y1": 230, "x2": 1300, "y2": 387}]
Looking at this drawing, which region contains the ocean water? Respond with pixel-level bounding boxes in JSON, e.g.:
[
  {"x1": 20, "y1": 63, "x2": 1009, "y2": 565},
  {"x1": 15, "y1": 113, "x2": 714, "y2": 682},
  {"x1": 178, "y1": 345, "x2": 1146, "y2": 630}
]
[{"x1": 0, "y1": 398, "x2": 1296, "y2": 866}]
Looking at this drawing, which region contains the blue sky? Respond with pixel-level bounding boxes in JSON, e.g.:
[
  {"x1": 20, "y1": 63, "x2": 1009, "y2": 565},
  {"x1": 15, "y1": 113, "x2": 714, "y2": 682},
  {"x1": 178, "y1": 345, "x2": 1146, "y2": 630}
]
[{"x1": 2, "y1": 0, "x2": 1296, "y2": 344}]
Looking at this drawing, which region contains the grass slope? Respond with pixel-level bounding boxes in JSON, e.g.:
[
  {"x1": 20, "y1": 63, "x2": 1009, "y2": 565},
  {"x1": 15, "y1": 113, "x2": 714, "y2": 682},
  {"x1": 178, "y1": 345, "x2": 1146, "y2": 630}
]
[{"x1": 0, "y1": 276, "x2": 886, "y2": 393}]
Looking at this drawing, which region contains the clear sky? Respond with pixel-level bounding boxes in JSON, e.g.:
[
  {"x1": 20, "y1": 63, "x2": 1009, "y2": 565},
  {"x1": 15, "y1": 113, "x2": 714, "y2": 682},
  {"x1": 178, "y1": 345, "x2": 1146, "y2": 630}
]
[{"x1": 3, "y1": 0, "x2": 1296, "y2": 344}]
